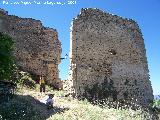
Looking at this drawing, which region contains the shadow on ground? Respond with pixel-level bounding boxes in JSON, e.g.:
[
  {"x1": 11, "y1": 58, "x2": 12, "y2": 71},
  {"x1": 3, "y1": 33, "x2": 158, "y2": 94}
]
[{"x1": 0, "y1": 94, "x2": 69, "y2": 120}]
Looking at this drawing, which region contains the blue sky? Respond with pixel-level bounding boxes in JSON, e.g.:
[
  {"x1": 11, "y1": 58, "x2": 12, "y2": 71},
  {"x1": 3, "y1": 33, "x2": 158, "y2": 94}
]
[{"x1": 0, "y1": 0, "x2": 159, "y2": 95}]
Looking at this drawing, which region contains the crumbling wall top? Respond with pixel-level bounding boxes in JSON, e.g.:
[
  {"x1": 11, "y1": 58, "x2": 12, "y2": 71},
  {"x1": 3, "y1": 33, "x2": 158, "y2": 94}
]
[
  {"x1": 0, "y1": 8, "x2": 8, "y2": 15},
  {"x1": 73, "y1": 8, "x2": 141, "y2": 34}
]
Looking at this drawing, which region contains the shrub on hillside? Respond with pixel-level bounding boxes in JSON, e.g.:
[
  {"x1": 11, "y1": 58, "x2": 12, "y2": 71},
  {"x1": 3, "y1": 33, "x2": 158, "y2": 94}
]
[
  {"x1": 0, "y1": 32, "x2": 15, "y2": 81},
  {"x1": 153, "y1": 100, "x2": 160, "y2": 113},
  {"x1": 16, "y1": 71, "x2": 36, "y2": 89}
]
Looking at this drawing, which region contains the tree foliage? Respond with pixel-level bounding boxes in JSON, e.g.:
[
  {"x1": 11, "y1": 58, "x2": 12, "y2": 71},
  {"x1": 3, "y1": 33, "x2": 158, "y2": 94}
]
[{"x1": 0, "y1": 32, "x2": 15, "y2": 81}]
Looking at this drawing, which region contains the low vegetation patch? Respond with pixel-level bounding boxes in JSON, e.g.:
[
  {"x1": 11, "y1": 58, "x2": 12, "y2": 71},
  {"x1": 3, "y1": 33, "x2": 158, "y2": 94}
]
[
  {"x1": 0, "y1": 84, "x2": 159, "y2": 120},
  {"x1": 0, "y1": 95, "x2": 45, "y2": 120}
]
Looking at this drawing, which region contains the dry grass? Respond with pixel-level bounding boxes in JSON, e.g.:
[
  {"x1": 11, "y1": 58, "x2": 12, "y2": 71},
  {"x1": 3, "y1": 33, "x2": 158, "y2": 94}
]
[
  {"x1": 48, "y1": 97, "x2": 154, "y2": 120},
  {"x1": 0, "y1": 86, "x2": 159, "y2": 120}
]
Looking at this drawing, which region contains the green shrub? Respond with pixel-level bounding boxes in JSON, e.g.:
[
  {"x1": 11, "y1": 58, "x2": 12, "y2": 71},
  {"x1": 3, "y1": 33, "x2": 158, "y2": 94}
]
[
  {"x1": 153, "y1": 100, "x2": 160, "y2": 107},
  {"x1": 17, "y1": 71, "x2": 36, "y2": 89},
  {"x1": 153, "y1": 100, "x2": 160, "y2": 114},
  {"x1": 0, "y1": 32, "x2": 15, "y2": 81}
]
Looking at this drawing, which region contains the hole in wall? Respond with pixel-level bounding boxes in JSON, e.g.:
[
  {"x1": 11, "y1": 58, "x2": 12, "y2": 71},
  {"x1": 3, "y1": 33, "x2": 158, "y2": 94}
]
[
  {"x1": 108, "y1": 49, "x2": 117, "y2": 55},
  {"x1": 124, "y1": 79, "x2": 129, "y2": 85}
]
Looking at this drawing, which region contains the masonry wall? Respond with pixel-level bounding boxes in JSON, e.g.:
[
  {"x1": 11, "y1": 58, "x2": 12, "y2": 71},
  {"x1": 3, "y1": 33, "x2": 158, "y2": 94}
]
[
  {"x1": 69, "y1": 8, "x2": 153, "y2": 105},
  {"x1": 0, "y1": 9, "x2": 62, "y2": 88}
]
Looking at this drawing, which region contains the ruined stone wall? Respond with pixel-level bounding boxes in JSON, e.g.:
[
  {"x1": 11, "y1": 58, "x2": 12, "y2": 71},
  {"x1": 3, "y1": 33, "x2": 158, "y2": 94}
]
[
  {"x1": 69, "y1": 8, "x2": 153, "y2": 105},
  {"x1": 0, "y1": 9, "x2": 62, "y2": 88}
]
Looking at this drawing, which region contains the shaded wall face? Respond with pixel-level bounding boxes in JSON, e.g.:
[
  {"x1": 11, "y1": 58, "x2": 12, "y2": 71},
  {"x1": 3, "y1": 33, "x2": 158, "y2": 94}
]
[
  {"x1": 70, "y1": 9, "x2": 153, "y2": 105},
  {"x1": 0, "y1": 11, "x2": 61, "y2": 86}
]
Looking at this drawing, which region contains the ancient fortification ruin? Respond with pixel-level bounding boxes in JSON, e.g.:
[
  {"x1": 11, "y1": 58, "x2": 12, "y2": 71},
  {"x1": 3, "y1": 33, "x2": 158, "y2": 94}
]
[
  {"x1": 68, "y1": 8, "x2": 153, "y2": 106},
  {"x1": 0, "y1": 9, "x2": 62, "y2": 88},
  {"x1": 0, "y1": 8, "x2": 153, "y2": 106}
]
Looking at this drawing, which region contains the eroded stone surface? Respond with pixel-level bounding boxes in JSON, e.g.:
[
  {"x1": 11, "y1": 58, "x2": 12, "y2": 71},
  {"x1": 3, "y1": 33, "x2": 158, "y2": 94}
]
[
  {"x1": 0, "y1": 9, "x2": 62, "y2": 88},
  {"x1": 68, "y1": 8, "x2": 153, "y2": 106}
]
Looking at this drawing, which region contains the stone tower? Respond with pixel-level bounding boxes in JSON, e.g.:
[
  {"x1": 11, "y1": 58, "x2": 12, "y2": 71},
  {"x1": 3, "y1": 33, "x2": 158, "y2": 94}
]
[
  {"x1": 69, "y1": 8, "x2": 153, "y2": 106},
  {"x1": 0, "y1": 9, "x2": 62, "y2": 88}
]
